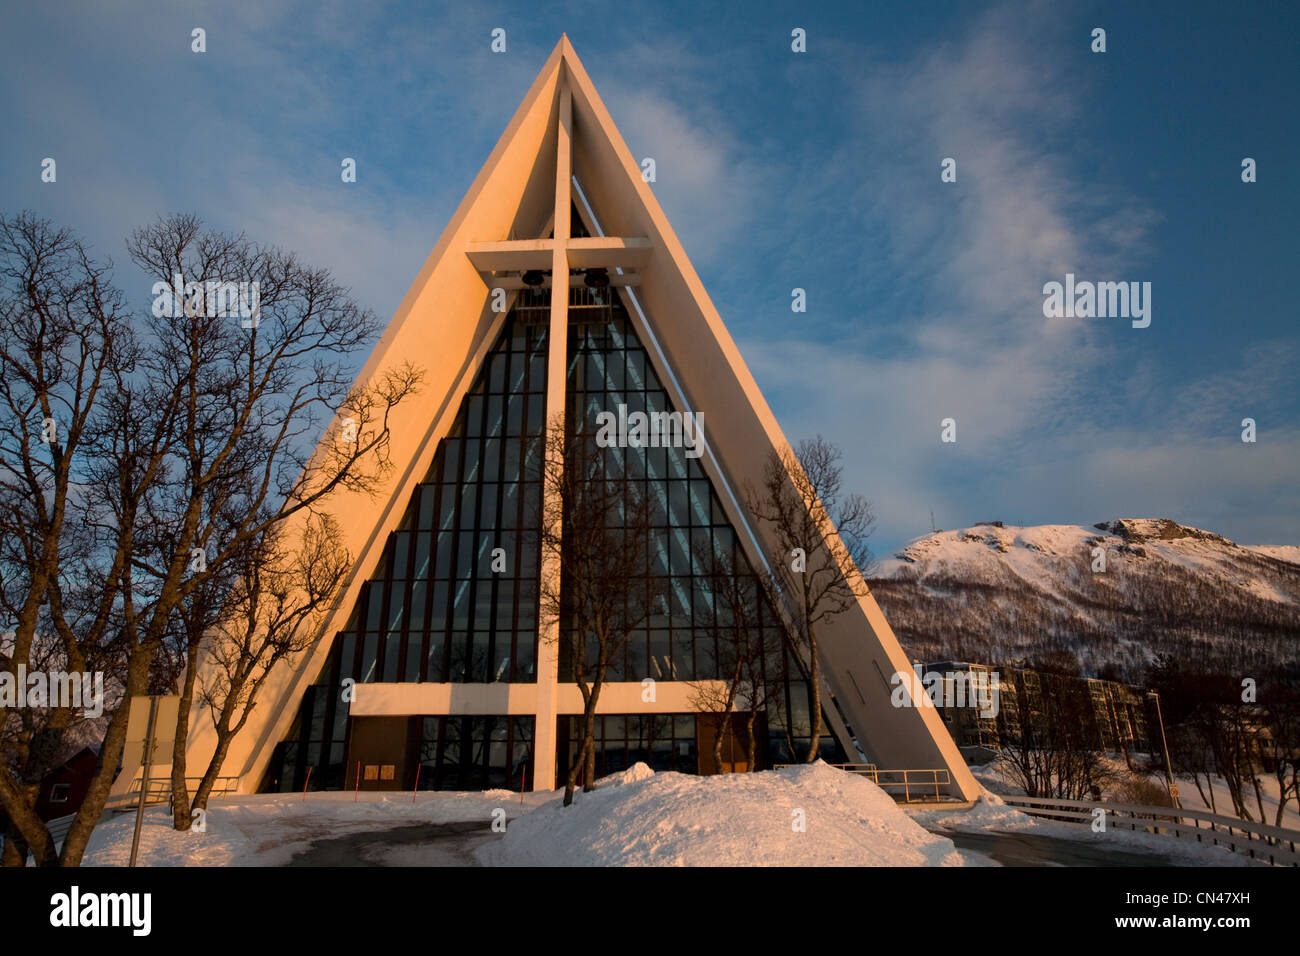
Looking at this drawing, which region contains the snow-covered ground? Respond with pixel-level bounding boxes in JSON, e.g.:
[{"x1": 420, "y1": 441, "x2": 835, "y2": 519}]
[
  {"x1": 72, "y1": 762, "x2": 1278, "y2": 866},
  {"x1": 1171, "y1": 774, "x2": 1300, "y2": 829},
  {"x1": 1246, "y1": 544, "x2": 1300, "y2": 566},
  {"x1": 81, "y1": 788, "x2": 554, "y2": 866}
]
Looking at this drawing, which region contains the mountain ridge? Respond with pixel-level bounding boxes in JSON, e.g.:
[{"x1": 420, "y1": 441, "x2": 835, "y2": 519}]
[{"x1": 868, "y1": 517, "x2": 1300, "y2": 682}]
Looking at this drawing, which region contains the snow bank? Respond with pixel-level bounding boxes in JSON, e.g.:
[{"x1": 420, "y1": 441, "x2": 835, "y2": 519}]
[
  {"x1": 911, "y1": 790, "x2": 1039, "y2": 832},
  {"x1": 476, "y1": 761, "x2": 966, "y2": 867}
]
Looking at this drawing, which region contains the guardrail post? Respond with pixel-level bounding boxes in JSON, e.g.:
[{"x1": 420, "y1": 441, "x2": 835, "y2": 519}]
[{"x1": 128, "y1": 696, "x2": 158, "y2": 868}]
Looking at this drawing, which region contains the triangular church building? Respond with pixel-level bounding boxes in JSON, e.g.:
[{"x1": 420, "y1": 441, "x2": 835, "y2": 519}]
[{"x1": 183, "y1": 37, "x2": 979, "y2": 801}]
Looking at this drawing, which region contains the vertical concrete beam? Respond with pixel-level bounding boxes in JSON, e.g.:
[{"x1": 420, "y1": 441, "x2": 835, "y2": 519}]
[{"x1": 531, "y1": 67, "x2": 572, "y2": 790}]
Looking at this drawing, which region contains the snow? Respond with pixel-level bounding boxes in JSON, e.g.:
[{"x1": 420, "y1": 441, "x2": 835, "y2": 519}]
[
  {"x1": 879, "y1": 519, "x2": 1271, "y2": 589},
  {"x1": 911, "y1": 790, "x2": 1041, "y2": 832},
  {"x1": 1138, "y1": 770, "x2": 1300, "y2": 830},
  {"x1": 879, "y1": 518, "x2": 1295, "y2": 594},
  {"x1": 1246, "y1": 544, "x2": 1300, "y2": 566},
  {"x1": 80, "y1": 789, "x2": 555, "y2": 867},
  {"x1": 77, "y1": 764, "x2": 973, "y2": 867},
  {"x1": 874, "y1": 517, "x2": 1300, "y2": 676},
  {"x1": 476, "y1": 761, "x2": 967, "y2": 866},
  {"x1": 70, "y1": 761, "x2": 1286, "y2": 867}
]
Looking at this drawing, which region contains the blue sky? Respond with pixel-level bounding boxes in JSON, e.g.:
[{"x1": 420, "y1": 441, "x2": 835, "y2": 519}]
[{"x1": 2, "y1": 0, "x2": 1296, "y2": 556}]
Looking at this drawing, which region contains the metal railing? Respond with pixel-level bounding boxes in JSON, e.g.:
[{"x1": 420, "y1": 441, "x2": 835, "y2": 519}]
[
  {"x1": 2, "y1": 778, "x2": 241, "y2": 859},
  {"x1": 998, "y1": 794, "x2": 1300, "y2": 866},
  {"x1": 841, "y1": 766, "x2": 953, "y2": 803},
  {"x1": 776, "y1": 763, "x2": 957, "y2": 803},
  {"x1": 109, "y1": 775, "x2": 239, "y2": 812}
]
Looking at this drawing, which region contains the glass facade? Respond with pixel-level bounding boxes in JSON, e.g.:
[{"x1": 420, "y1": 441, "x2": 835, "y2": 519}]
[
  {"x1": 339, "y1": 300, "x2": 548, "y2": 686},
  {"x1": 262, "y1": 684, "x2": 349, "y2": 793},
  {"x1": 262, "y1": 286, "x2": 844, "y2": 793},
  {"x1": 263, "y1": 302, "x2": 549, "y2": 792},
  {"x1": 562, "y1": 288, "x2": 842, "y2": 768},
  {"x1": 565, "y1": 290, "x2": 736, "y2": 683},
  {"x1": 418, "y1": 715, "x2": 534, "y2": 791},
  {"x1": 561, "y1": 713, "x2": 698, "y2": 778}
]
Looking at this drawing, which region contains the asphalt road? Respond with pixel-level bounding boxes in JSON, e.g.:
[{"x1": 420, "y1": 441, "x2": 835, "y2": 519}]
[
  {"x1": 938, "y1": 828, "x2": 1179, "y2": 866},
  {"x1": 283, "y1": 819, "x2": 1182, "y2": 867},
  {"x1": 286, "y1": 819, "x2": 504, "y2": 866}
]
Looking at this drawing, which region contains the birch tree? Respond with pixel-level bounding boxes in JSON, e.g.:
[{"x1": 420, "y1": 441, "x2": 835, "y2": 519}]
[{"x1": 748, "y1": 436, "x2": 875, "y2": 761}]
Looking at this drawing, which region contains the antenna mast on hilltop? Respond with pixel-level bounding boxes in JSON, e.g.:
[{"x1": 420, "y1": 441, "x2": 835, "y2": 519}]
[{"x1": 930, "y1": 509, "x2": 936, "y2": 534}]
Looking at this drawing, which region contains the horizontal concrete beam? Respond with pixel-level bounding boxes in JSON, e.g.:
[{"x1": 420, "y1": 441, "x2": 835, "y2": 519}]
[
  {"x1": 567, "y1": 236, "x2": 652, "y2": 269},
  {"x1": 350, "y1": 679, "x2": 728, "y2": 716},
  {"x1": 466, "y1": 236, "x2": 651, "y2": 271}
]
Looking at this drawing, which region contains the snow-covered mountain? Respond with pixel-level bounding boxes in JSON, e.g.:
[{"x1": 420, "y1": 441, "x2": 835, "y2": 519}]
[{"x1": 868, "y1": 518, "x2": 1300, "y2": 682}]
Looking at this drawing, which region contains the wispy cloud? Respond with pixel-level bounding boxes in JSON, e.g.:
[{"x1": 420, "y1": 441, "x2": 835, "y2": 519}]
[
  {"x1": 735, "y1": 4, "x2": 1259, "y2": 549},
  {"x1": 596, "y1": 42, "x2": 775, "y2": 267},
  {"x1": 2, "y1": 1, "x2": 1293, "y2": 552}
]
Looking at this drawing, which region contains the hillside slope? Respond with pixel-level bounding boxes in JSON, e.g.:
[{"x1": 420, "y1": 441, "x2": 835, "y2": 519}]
[{"x1": 868, "y1": 518, "x2": 1300, "y2": 681}]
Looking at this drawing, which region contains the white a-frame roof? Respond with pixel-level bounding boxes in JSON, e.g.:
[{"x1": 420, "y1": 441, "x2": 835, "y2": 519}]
[{"x1": 185, "y1": 36, "x2": 979, "y2": 801}]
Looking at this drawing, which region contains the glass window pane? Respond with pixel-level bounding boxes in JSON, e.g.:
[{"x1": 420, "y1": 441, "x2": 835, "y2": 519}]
[
  {"x1": 409, "y1": 581, "x2": 427, "y2": 631},
  {"x1": 405, "y1": 636, "x2": 424, "y2": 681},
  {"x1": 452, "y1": 580, "x2": 472, "y2": 629}
]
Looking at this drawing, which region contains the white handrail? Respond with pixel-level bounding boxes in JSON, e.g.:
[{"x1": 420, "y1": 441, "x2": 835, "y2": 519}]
[{"x1": 999, "y1": 794, "x2": 1300, "y2": 866}]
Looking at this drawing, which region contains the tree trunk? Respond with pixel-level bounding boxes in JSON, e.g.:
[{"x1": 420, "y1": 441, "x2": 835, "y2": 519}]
[
  {"x1": 562, "y1": 680, "x2": 592, "y2": 807},
  {"x1": 563, "y1": 746, "x2": 580, "y2": 808},
  {"x1": 0, "y1": 769, "x2": 56, "y2": 866},
  {"x1": 712, "y1": 653, "x2": 744, "y2": 774},
  {"x1": 805, "y1": 623, "x2": 822, "y2": 762},
  {"x1": 745, "y1": 710, "x2": 759, "y2": 772},
  {"x1": 191, "y1": 692, "x2": 244, "y2": 814},
  {"x1": 712, "y1": 716, "x2": 726, "y2": 774},
  {"x1": 59, "y1": 652, "x2": 151, "y2": 866},
  {"x1": 192, "y1": 733, "x2": 236, "y2": 815},
  {"x1": 579, "y1": 672, "x2": 604, "y2": 794},
  {"x1": 170, "y1": 640, "x2": 202, "y2": 830},
  {"x1": 1192, "y1": 773, "x2": 1214, "y2": 813},
  {"x1": 2, "y1": 817, "x2": 32, "y2": 867}
]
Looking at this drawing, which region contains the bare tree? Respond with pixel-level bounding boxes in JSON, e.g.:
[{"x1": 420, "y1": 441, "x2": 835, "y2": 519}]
[
  {"x1": 995, "y1": 668, "x2": 1115, "y2": 800},
  {"x1": 0, "y1": 211, "x2": 419, "y2": 864},
  {"x1": 1203, "y1": 698, "x2": 1263, "y2": 821},
  {"x1": 1149, "y1": 655, "x2": 1295, "y2": 825},
  {"x1": 187, "y1": 512, "x2": 349, "y2": 817},
  {"x1": 690, "y1": 540, "x2": 782, "y2": 773},
  {"x1": 0, "y1": 212, "x2": 132, "y2": 866},
  {"x1": 1170, "y1": 720, "x2": 1220, "y2": 814},
  {"x1": 1147, "y1": 655, "x2": 1220, "y2": 812},
  {"x1": 535, "y1": 416, "x2": 651, "y2": 806},
  {"x1": 748, "y1": 436, "x2": 875, "y2": 761},
  {"x1": 1264, "y1": 682, "x2": 1300, "y2": 826},
  {"x1": 122, "y1": 214, "x2": 421, "y2": 832}
]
